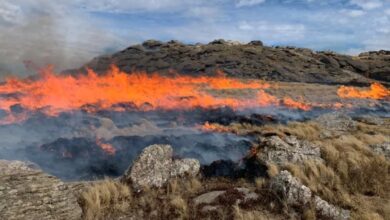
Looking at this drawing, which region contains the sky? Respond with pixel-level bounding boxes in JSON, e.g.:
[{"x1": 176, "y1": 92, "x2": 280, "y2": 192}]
[{"x1": 0, "y1": 0, "x2": 390, "y2": 77}]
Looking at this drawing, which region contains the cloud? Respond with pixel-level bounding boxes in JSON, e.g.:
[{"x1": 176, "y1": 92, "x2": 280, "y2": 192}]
[
  {"x1": 340, "y1": 9, "x2": 366, "y2": 17},
  {"x1": 350, "y1": 0, "x2": 383, "y2": 10},
  {"x1": 74, "y1": 0, "x2": 211, "y2": 13},
  {"x1": 236, "y1": 0, "x2": 266, "y2": 7},
  {"x1": 238, "y1": 21, "x2": 306, "y2": 41}
]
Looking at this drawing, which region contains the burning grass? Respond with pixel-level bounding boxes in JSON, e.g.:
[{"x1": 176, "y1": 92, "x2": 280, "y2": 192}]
[{"x1": 0, "y1": 65, "x2": 387, "y2": 125}]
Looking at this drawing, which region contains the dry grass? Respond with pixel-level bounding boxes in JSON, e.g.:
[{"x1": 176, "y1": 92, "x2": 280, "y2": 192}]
[
  {"x1": 262, "y1": 118, "x2": 390, "y2": 219},
  {"x1": 213, "y1": 116, "x2": 390, "y2": 219},
  {"x1": 79, "y1": 179, "x2": 132, "y2": 220},
  {"x1": 78, "y1": 117, "x2": 389, "y2": 219},
  {"x1": 79, "y1": 176, "x2": 289, "y2": 219}
]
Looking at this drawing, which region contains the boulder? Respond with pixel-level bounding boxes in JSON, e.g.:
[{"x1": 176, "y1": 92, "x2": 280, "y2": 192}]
[
  {"x1": 122, "y1": 144, "x2": 200, "y2": 190},
  {"x1": 270, "y1": 171, "x2": 350, "y2": 220},
  {"x1": 257, "y1": 135, "x2": 322, "y2": 165},
  {"x1": 193, "y1": 191, "x2": 225, "y2": 205},
  {"x1": 248, "y1": 40, "x2": 264, "y2": 46},
  {"x1": 0, "y1": 160, "x2": 82, "y2": 220},
  {"x1": 314, "y1": 196, "x2": 350, "y2": 220},
  {"x1": 371, "y1": 142, "x2": 390, "y2": 159},
  {"x1": 193, "y1": 187, "x2": 258, "y2": 208},
  {"x1": 270, "y1": 170, "x2": 312, "y2": 206},
  {"x1": 315, "y1": 113, "x2": 357, "y2": 137}
]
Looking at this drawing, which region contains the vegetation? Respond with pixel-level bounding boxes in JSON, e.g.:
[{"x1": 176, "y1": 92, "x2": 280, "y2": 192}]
[{"x1": 79, "y1": 117, "x2": 389, "y2": 219}]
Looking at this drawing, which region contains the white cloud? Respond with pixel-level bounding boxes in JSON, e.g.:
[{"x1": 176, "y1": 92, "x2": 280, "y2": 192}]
[
  {"x1": 73, "y1": 0, "x2": 210, "y2": 13},
  {"x1": 350, "y1": 0, "x2": 383, "y2": 10},
  {"x1": 236, "y1": 0, "x2": 266, "y2": 7},
  {"x1": 238, "y1": 21, "x2": 306, "y2": 41},
  {"x1": 340, "y1": 9, "x2": 366, "y2": 17}
]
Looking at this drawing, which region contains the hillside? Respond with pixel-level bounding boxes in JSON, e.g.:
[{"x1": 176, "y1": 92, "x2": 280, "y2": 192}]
[{"x1": 78, "y1": 39, "x2": 390, "y2": 85}]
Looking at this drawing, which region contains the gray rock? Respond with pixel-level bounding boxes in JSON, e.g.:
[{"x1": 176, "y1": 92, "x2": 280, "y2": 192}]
[
  {"x1": 122, "y1": 144, "x2": 200, "y2": 190},
  {"x1": 315, "y1": 113, "x2": 357, "y2": 137},
  {"x1": 371, "y1": 142, "x2": 390, "y2": 159},
  {"x1": 257, "y1": 135, "x2": 322, "y2": 165},
  {"x1": 314, "y1": 196, "x2": 350, "y2": 220},
  {"x1": 236, "y1": 187, "x2": 259, "y2": 201},
  {"x1": 319, "y1": 54, "x2": 340, "y2": 68},
  {"x1": 194, "y1": 191, "x2": 225, "y2": 205},
  {"x1": 194, "y1": 187, "x2": 259, "y2": 206},
  {"x1": 209, "y1": 39, "x2": 228, "y2": 45},
  {"x1": 271, "y1": 171, "x2": 350, "y2": 220},
  {"x1": 0, "y1": 160, "x2": 82, "y2": 220},
  {"x1": 248, "y1": 40, "x2": 264, "y2": 46},
  {"x1": 270, "y1": 170, "x2": 312, "y2": 206},
  {"x1": 201, "y1": 205, "x2": 220, "y2": 213}
]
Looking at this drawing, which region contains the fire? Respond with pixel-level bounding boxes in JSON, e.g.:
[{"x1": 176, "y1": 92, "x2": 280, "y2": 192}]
[
  {"x1": 337, "y1": 83, "x2": 389, "y2": 100},
  {"x1": 96, "y1": 139, "x2": 116, "y2": 155},
  {"x1": 0, "y1": 66, "x2": 317, "y2": 124},
  {"x1": 200, "y1": 122, "x2": 231, "y2": 133},
  {"x1": 282, "y1": 97, "x2": 311, "y2": 111}
]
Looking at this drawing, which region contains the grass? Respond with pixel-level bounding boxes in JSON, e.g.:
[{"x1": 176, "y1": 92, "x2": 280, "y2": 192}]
[
  {"x1": 78, "y1": 117, "x2": 389, "y2": 219},
  {"x1": 261, "y1": 118, "x2": 390, "y2": 219},
  {"x1": 79, "y1": 179, "x2": 132, "y2": 220}
]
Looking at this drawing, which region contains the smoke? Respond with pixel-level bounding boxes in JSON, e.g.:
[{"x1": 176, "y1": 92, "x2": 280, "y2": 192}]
[{"x1": 0, "y1": 1, "x2": 125, "y2": 79}]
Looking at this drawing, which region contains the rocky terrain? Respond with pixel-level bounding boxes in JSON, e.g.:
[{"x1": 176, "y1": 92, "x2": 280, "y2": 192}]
[
  {"x1": 1, "y1": 112, "x2": 389, "y2": 220},
  {"x1": 76, "y1": 40, "x2": 390, "y2": 86},
  {"x1": 1, "y1": 40, "x2": 389, "y2": 220}
]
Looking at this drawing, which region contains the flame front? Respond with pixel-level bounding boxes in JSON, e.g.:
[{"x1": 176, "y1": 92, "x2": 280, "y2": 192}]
[
  {"x1": 0, "y1": 66, "x2": 316, "y2": 124},
  {"x1": 337, "y1": 82, "x2": 389, "y2": 100},
  {"x1": 1, "y1": 66, "x2": 386, "y2": 125},
  {"x1": 0, "y1": 66, "x2": 270, "y2": 113}
]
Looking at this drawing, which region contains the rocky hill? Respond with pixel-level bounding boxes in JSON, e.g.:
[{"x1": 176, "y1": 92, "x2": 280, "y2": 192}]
[{"x1": 77, "y1": 39, "x2": 390, "y2": 85}]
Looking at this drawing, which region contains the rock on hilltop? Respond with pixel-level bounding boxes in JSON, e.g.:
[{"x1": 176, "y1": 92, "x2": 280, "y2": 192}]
[{"x1": 75, "y1": 39, "x2": 390, "y2": 85}]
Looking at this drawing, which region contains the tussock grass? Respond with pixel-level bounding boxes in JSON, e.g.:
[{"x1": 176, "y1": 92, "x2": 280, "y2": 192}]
[
  {"x1": 260, "y1": 118, "x2": 390, "y2": 218},
  {"x1": 78, "y1": 117, "x2": 389, "y2": 219},
  {"x1": 79, "y1": 179, "x2": 132, "y2": 220}
]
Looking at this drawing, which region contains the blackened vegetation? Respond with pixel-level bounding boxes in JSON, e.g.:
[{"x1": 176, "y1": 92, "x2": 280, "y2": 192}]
[{"x1": 201, "y1": 157, "x2": 268, "y2": 180}]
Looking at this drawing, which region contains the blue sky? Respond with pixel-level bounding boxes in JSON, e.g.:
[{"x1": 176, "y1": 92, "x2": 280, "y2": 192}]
[{"x1": 0, "y1": 0, "x2": 390, "y2": 76}]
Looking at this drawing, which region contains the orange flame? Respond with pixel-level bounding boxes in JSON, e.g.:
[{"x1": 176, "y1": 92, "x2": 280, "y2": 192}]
[
  {"x1": 337, "y1": 83, "x2": 389, "y2": 100},
  {"x1": 282, "y1": 97, "x2": 311, "y2": 111},
  {"x1": 200, "y1": 122, "x2": 230, "y2": 133},
  {"x1": 96, "y1": 139, "x2": 116, "y2": 155},
  {"x1": 0, "y1": 66, "x2": 316, "y2": 124}
]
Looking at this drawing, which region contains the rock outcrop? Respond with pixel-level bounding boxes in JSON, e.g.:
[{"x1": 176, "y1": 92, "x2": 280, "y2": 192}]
[
  {"x1": 74, "y1": 40, "x2": 390, "y2": 85},
  {"x1": 122, "y1": 144, "x2": 200, "y2": 190},
  {"x1": 315, "y1": 112, "x2": 357, "y2": 138},
  {"x1": 371, "y1": 142, "x2": 390, "y2": 159},
  {"x1": 257, "y1": 135, "x2": 323, "y2": 166},
  {"x1": 270, "y1": 171, "x2": 350, "y2": 220},
  {"x1": 0, "y1": 160, "x2": 82, "y2": 220}
]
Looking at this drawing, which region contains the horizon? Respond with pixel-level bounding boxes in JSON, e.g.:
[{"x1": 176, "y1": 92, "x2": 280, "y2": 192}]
[{"x1": 1, "y1": 0, "x2": 390, "y2": 77}]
